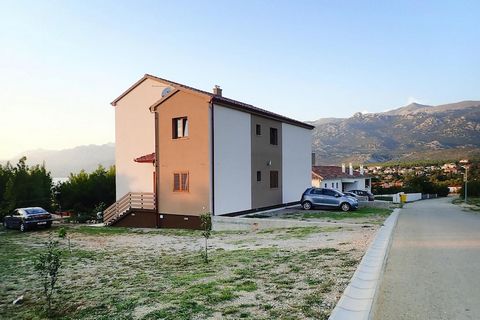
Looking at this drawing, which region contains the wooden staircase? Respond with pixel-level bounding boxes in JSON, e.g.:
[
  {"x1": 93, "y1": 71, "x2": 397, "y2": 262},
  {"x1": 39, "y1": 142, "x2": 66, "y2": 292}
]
[{"x1": 103, "y1": 192, "x2": 155, "y2": 226}]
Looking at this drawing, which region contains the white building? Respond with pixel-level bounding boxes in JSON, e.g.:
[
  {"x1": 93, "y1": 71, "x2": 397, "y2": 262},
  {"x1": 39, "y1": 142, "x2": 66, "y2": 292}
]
[{"x1": 312, "y1": 164, "x2": 371, "y2": 192}]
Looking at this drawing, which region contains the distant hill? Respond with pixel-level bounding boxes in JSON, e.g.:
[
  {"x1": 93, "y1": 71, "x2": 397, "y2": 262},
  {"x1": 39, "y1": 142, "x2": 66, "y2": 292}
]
[
  {"x1": 3, "y1": 100, "x2": 479, "y2": 174},
  {"x1": 1, "y1": 143, "x2": 115, "y2": 177},
  {"x1": 312, "y1": 100, "x2": 480, "y2": 165}
]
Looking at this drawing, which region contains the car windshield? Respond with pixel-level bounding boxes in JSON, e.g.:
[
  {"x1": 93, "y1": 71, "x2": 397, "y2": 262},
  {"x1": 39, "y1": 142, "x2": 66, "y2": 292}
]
[{"x1": 25, "y1": 208, "x2": 47, "y2": 215}]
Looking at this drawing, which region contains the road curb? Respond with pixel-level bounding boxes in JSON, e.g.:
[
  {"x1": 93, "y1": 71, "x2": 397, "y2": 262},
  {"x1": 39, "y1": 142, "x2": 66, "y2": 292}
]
[{"x1": 329, "y1": 208, "x2": 401, "y2": 320}]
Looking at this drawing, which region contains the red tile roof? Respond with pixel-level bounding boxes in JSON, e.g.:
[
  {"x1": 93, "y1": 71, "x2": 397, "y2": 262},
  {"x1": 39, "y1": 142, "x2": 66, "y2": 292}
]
[
  {"x1": 134, "y1": 153, "x2": 155, "y2": 163},
  {"x1": 312, "y1": 166, "x2": 369, "y2": 180},
  {"x1": 112, "y1": 74, "x2": 314, "y2": 130}
]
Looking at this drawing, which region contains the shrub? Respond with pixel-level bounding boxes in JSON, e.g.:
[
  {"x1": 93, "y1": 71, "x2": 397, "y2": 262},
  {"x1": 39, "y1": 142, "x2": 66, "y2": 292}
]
[{"x1": 460, "y1": 180, "x2": 480, "y2": 198}]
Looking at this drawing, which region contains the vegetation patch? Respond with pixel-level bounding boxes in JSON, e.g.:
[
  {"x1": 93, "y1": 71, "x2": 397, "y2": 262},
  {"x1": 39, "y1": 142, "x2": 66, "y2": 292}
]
[
  {"x1": 452, "y1": 197, "x2": 480, "y2": 212},
  {"x1": 284, "y1": 207, "x2": 392, "y2": 221},
  {"x1": 0, "y1": 224, "x2": 366, "y2": 320}
]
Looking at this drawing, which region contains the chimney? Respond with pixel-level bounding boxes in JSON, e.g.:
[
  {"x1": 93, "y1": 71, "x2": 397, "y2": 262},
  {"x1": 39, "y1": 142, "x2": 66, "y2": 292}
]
[
  {"x1": 349, "y1": 163, "x2": 353, "y2": 175},
  {"x1": 341, "y1": 163, "x2": 346, "y2": 173},
  {"x1": 312, "y1": 153, "x2": 316, "y2": 166},
  {"x1": 213, "y1": 85, "x2": 222, "y2": 96},
  {"x1": 360, "y1": 164, "x2": 364, "y2": 175}
]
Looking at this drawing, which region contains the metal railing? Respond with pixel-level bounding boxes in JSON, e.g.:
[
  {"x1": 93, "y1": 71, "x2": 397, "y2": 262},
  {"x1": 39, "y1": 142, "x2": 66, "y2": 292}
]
[{"x1": 103, "y1": 192, "x2": 155, "y2": 225}]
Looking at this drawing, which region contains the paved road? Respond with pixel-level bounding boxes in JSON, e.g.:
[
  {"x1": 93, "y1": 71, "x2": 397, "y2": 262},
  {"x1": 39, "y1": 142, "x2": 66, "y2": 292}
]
[{"x1": 374, "y1": 197, "x2": 480, "y2": 320}]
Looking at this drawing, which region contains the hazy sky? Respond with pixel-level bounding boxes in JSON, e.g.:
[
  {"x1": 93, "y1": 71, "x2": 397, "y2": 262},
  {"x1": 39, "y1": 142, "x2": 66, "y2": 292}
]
[{"x1": 0, "y1": 0, "x2": 478, "y2": 159}]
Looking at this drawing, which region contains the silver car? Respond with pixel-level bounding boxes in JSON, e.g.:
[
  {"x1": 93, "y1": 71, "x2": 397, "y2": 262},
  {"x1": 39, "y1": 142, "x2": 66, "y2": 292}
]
[{"x1": 300, "y1": 188, "x2": 359, "y2": 212}]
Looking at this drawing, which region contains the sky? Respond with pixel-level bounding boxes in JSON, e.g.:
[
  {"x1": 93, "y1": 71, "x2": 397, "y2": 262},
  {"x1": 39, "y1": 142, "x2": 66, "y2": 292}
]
[{"x1": 0, "y1": 0, "x2": 479, "y2": 159}]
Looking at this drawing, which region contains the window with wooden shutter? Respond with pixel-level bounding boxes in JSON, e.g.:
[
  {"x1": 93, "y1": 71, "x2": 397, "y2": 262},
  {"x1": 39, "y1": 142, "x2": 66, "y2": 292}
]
[
  {"x1": 173, "y1": 172, "x2": 189, "y2": 192},
  {"x1": 181, "y1": 172, "x2": 189, "y2": 191}
]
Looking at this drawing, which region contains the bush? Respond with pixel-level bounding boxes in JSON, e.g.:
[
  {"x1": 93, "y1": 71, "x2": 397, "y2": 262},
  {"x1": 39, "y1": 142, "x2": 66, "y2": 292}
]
[
  {"x1": 54, "y1": 166, "x2": 115, "y2": 220},
  {"x1": 0, "y1": 157, "x2": 52, "y2": 219},
  {"x1": 460, "y1": 180, "x2": 480, "y2": 198},
  {"x1": 403, "y1": 175, "x2": 449, "y2": 197}
]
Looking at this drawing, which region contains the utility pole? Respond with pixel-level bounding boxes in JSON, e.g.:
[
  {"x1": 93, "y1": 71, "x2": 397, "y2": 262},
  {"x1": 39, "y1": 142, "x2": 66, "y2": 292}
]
[{"x1": 464, "y1": 166, "x2": 468, "y2": 204}]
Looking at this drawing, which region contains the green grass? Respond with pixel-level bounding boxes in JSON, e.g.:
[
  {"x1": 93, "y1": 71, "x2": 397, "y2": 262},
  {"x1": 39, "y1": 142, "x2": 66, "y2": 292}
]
[
  {"x1": 452, "y1": 197, "x2": 480, "y2": 211},
  {"x1": 67, "y1": 225, "x2": 253, "y2": 238},
  {"x1": 0, "y1": 226, "x2": 361, "y2": 320},
  {"x1": 258, "y1": 226, "x2": 342, "y2": 240},
  {"x1": 284, "y1": 207, "x2": 393, "y2": 221}
]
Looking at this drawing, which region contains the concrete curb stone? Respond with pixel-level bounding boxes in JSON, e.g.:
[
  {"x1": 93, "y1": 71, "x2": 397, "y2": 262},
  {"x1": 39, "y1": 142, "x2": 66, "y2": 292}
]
[{"x1": 328, "y1": 208, "x2": 401, "y2": 320}]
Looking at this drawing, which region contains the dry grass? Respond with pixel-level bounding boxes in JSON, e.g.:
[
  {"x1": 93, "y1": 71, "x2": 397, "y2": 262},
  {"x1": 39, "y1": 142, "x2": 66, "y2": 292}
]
[{"x1": 0, "y1": 223, "x2": 375, "y2": 319}]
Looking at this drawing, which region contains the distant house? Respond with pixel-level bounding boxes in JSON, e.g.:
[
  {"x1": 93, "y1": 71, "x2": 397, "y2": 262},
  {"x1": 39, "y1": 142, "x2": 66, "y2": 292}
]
[
  {"x1": 104, "y1": 74, "x2": 314, "y2": 229},
  {"x1": 312, "y1": 164, "x2": 371, "y2": 192}
]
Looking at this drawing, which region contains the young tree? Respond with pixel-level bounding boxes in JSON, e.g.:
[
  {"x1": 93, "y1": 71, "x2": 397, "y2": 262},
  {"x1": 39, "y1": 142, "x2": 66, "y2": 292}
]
[
  {"x1": 34, "y1": 235, "x2": 62, "y2": 316},
  {"x1": 58, "y1": 227, "x2": 72, "y2": 253},
  {"x1": 200, "y1": 212, "x2": 212, "y2": 263}
]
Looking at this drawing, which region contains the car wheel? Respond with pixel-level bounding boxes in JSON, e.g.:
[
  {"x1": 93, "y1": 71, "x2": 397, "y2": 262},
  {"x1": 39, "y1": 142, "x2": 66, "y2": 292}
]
[
  {"x1": 340, "y1": 203, "x2": 351, "y2": 212},
  {"x1": 302, "y1": 201, "x2": 312, "y2": 210},
  {"x1": 20, "y1": 223, "x2": 26, "y2": 232}
]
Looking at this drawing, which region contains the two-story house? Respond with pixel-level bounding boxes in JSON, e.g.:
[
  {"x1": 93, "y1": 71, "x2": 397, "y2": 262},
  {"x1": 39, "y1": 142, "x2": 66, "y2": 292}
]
[{"x1": 104, "y1": 74, "x2": 313, "y2": 229}]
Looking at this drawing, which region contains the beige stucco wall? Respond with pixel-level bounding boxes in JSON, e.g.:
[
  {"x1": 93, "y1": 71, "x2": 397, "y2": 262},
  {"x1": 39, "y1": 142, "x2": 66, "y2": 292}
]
[
  {"x1": 156, "y1": 91, "x2": 211, "y2": 215},
  {"x1": 115, "y1": 78, "x2": 171, "y2": 199}
]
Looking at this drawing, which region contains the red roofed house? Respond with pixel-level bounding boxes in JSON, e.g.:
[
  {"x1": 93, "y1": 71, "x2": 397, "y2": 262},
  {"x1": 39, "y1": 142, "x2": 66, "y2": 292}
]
[
  {"x1": 104, "y1": 74, "x2": 314, "y2": 229},
  {"x1": 312, "y1": 164, "x2": 371, "y2": 192}
]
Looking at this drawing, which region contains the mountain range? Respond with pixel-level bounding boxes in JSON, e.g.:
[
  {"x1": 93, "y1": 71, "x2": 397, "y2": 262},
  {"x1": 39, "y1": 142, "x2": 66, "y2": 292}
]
[
  {"x1": 2, "y1": 100, "x2": 479, "y2": 176},
  {"x1": 310, "y1": 100, "x2": 480, "y2": 165},
  {"x1": 1, "y1": 143, "x2": 115, "y2": 177}
]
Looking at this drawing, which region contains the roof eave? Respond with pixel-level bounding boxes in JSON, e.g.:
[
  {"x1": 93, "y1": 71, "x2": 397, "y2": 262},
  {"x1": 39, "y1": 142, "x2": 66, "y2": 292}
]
[
  {"x1": 111, "y1": 74, "x2": 150, "y2": 106},
  {"x1": 211, "y1": 97, "x2": 314, "y2": 130},
  {"x1": 149, "y1": 89, "x2": 180, "y2": 112}
]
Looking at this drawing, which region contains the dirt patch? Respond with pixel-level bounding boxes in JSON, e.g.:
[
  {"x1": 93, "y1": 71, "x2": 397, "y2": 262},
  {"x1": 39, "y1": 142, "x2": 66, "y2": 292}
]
[{"x1": 0, "y1": 223, "x2": 378, "y2": 319}]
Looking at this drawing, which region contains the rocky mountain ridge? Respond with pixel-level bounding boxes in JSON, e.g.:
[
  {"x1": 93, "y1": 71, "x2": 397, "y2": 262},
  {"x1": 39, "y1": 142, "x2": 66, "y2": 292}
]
[{"x1": 311, "y1": 100, "x2": 480, "y2": 165}]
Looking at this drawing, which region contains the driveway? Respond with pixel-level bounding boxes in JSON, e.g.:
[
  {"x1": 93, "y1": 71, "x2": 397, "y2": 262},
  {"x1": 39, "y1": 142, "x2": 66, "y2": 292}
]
[{"x1": 374, "y1": 197, "x2": 480, "y2": 320}]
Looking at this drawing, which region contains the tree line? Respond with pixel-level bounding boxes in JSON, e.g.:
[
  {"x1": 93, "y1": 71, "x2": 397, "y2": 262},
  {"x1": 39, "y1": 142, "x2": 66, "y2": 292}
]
[
  {"x1": 0, "y1": 157, "x2": 115, "y2": 221},
  {"x1": 372, "y1": 174, "x2": 450, "y2": 197}
]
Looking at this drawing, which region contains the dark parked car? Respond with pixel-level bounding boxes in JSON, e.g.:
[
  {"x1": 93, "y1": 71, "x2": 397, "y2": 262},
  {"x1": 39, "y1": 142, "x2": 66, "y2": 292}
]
[
  {"x1": 3, "y1": 207, "x2": 53, "y2": 232},
  {"x1": 344, "y1": 191, "x2": 361, "y2": 199},
  {"x1": 300, "y1": 188, "x2": 358, "y2": 212},
  {"x1": 349, "y1": 189, "x2": 375, "y2": 201}
]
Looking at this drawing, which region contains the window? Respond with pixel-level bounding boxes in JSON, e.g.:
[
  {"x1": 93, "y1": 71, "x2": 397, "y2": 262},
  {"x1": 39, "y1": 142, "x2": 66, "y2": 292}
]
[
  {"x1": 256, "y1": 171, "x2": 262, "y2": 182},
  {"x1": 331, "y1": 182, "x2": 334, "y2": 188},
  {"x1": 270, "y1": 128, "x2": 278, "y2": 145},
  {"x1": 270, "y1": 170, "x2": 279, "y2": 188},
  {"x1": 336, "y1": 182, "x2": 339, "y2": 189},
  {"x1": 324, "y1": 183, "x2": 327, "y2": 188},
  {"x1": 312, "y1": 188, "x2": 322, "y2": 195},
  {"x1": 365, "y1": 179, "x2": 371, "y2": 188},
  {"x1": 173, "y1": 172, "x2": 189, "y2": 192},
  {"x1": 256, "y1": 124, "x2": 261, "y2": 136},
  {"x1": 172, "y1": 117, "x2": 188, "y2": 139},
  {"x1": 322, "y1": 189, "x2": 337, "y2": 197}
]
